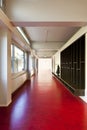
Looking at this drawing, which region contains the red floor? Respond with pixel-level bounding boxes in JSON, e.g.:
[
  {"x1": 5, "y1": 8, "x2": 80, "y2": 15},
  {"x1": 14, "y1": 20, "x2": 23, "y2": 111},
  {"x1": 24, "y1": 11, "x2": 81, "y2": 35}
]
[{"x1": 0, "y1": 71, "x2": 87, "y2": 130}]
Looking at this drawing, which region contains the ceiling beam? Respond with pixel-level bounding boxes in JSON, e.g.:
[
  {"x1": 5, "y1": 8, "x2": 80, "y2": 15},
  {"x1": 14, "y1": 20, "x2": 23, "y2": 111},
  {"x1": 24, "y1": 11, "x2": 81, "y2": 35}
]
[{"x1": 11, "y1": 21, "x2": 87, "y2": 27}]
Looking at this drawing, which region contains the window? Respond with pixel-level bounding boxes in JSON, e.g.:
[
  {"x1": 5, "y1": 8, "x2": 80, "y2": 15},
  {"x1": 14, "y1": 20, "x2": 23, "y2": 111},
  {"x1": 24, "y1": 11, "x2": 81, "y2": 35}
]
[{"x1": 11, "y1": 45, "x2": 27, "y2": 73}]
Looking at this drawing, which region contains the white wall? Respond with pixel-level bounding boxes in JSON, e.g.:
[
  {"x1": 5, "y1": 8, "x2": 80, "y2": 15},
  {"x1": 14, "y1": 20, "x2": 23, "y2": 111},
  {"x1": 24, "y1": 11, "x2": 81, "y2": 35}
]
[
  {"x1": 0, "y1": 28, "x2": 28, "y2": 104},
  {"x1": 52, "y1": 51, "x2": 60, "y2": 74},
  {"x1": 0, "y1": 28, "x2": 32, "y2": 106},
  {"x1": 0, "y1": 28, "x2": 12, "y2": 106},
  {"x1": 12, "y1": 72, "x2": 28, "y2": 93},
  {"x1": 38, "y1": 58, "x2": 52, "y2": 72}
]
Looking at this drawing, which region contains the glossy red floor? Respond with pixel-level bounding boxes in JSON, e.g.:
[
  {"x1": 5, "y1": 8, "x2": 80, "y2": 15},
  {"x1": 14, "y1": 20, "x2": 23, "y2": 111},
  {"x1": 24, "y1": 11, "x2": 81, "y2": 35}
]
[{"x1": 0, "y1": 71, "x2": 87, "y2": 130}]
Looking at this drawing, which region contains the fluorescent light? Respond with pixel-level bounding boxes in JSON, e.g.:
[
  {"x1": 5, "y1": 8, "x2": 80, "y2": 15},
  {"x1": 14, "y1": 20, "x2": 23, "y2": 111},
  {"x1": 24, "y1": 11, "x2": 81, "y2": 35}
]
[{"x1": 16, "y1": 27, "x2": 30, "y2": 45}]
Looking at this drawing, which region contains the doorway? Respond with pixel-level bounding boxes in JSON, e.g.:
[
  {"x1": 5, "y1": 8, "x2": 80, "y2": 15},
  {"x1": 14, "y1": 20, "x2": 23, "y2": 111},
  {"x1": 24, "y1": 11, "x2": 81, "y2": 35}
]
[{"x1": 38, "y1": 58, "x2": 52, "y2": 73}]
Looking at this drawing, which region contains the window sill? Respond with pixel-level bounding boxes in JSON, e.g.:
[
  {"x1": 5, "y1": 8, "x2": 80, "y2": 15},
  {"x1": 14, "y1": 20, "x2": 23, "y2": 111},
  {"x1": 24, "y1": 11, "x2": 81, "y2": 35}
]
[{"x1": 11, "y1": 71, "x2": 27, "y2": 79}]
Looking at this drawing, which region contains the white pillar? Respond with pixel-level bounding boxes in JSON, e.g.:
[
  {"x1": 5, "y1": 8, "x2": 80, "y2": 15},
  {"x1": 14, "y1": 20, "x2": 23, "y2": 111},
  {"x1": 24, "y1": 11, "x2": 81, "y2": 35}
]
[{"x1": 0, "y1": 28, "x2": 12, "y2": 106}]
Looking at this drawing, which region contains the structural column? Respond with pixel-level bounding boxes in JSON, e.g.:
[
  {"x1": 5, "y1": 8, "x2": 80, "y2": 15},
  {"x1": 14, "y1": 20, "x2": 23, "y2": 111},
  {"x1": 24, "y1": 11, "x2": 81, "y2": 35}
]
[{"x1": 0, "y1": 28, "x2": 12, "y2": 106}]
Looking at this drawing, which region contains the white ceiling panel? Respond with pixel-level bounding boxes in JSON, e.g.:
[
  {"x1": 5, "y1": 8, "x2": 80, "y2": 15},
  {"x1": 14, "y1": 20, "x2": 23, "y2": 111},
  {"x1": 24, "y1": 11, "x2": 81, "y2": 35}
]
[
  {"x1": 31, "y1": 42, "x2": 64, "y2": 50},
  {"x1": 25, "y1": 26, "x2": 79, "y2": 57},
  {"x1": 25, "y1": 27, "x2": 79, "y2": 42}
]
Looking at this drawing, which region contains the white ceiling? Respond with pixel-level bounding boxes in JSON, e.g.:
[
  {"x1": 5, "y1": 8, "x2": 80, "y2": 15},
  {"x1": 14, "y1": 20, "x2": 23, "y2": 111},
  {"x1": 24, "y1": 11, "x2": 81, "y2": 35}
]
[
  {"x1": 5, "y1": 0, "x2": 87, "y2": 58},
  {"x1": 25, "y1": 27, "x2": 79, "y2": 42},
  {"x1": 25, "y1": 26, "x2": 79, "y2": 57}
]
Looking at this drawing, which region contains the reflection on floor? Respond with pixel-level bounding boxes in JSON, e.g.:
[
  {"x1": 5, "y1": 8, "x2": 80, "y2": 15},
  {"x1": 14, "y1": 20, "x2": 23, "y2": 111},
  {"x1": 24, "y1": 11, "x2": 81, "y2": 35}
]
[{"x1": 0, "y1": 70, "x2": 87, "y2": 130}]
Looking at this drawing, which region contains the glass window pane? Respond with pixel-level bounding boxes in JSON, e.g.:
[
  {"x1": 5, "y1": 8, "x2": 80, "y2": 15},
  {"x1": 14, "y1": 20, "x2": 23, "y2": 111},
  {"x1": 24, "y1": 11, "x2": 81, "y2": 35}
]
[
  {"x1": 14, "y1": 46, "x2": 24, "y2": 72},
  {"x1": 11, "y1": 45, "x2": 26, "y2": 73}
]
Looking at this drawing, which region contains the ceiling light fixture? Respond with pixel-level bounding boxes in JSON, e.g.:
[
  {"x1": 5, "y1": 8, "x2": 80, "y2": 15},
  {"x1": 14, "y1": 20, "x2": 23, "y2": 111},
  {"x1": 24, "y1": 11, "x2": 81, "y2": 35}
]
[{"x1": 16, "y1": 27, "x2": 30, "y2": 45}]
